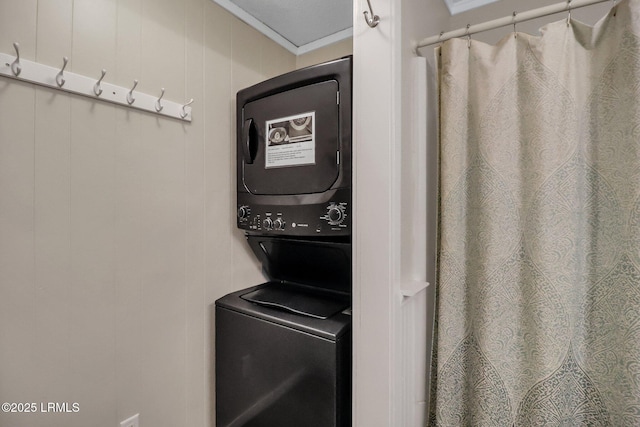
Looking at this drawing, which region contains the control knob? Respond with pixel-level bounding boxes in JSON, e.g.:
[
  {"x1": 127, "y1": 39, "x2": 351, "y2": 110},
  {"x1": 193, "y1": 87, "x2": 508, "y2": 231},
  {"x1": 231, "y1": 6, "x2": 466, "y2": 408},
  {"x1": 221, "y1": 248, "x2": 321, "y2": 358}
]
[
  {"x1": 237, "y1": 206, "x2": 249, "y2": 219},
  {"x1": 273, "y1": 217, "x2": 285, "y2": 231},
  {"x1": 263, "y1": 217, "x2": 273, "y2": 230},
  {"x1": 327, "y1": 205, "x2": 345, "y2": 225}
]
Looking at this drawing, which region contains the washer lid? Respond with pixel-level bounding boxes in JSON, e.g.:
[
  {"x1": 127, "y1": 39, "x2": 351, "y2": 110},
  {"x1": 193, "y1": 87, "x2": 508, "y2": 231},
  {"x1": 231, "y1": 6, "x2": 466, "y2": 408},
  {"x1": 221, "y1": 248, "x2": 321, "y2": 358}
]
[
  {"x1": 216, "y1": 283, "x2": 351, "y2": 341},
  {"x1": 241, "y1": 284, "x2": 349, "y2": 320}
]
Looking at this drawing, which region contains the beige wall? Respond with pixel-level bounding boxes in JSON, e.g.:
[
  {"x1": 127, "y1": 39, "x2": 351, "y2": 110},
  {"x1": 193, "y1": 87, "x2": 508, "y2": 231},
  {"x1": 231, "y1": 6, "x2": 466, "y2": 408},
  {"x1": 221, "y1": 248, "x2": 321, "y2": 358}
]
[
  {"x1": 0, "y1": 1, "x2": 295, "y2": 426},
  {"x1": 296, "y1": 38, "x2": 353, "y2": 69}
]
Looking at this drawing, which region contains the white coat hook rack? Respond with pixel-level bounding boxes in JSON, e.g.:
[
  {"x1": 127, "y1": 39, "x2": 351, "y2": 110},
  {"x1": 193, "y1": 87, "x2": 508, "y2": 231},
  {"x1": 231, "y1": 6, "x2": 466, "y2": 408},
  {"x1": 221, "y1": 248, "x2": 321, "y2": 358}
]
[{"x1": 0, "y1": 43, "x2": 192, "y2": 122}]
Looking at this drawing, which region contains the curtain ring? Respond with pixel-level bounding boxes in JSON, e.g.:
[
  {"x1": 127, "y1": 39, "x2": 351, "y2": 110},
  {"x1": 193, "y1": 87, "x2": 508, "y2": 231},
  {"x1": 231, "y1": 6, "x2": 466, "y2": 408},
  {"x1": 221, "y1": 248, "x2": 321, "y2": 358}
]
[
  {"x1": 513, "y1": 12, "x2": 517, "y2": 38},
  {"x1": 466, "y1": 24, "x2": 471, "y2": 49},
  {"x1": 567, "y1": 0, "x2": 572, "y2": 26}
]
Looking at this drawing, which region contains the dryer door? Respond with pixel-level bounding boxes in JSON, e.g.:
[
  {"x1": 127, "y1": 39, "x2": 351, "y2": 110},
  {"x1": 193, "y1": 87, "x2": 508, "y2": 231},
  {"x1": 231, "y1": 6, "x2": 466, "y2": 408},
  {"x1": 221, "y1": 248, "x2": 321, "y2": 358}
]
[{"x1": 240, "y1": 80, "x2": 340, "y2": 195}]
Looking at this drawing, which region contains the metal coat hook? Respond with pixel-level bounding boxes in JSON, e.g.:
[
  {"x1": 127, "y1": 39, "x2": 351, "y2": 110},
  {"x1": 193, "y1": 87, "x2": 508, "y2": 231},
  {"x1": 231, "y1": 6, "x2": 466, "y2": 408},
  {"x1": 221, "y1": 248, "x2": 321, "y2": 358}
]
[
  {"x1": 126, "y1": 79, "x2": 138, "y2": 105},
  {"x1": 94, "y1": 69, "x2": 106, "y2": 96},
  {"x1": 155, "y1": 88, "x2": 165, "y2": 112},
  {"x1": 56, "y1": 56, "x2": 68, "y2": 87},
  {"x1": 513, "y1": 12, "x2": 518, "y2": 38},
  {"x1": 180, "y1": 98, "x2": 193, "y2": 119},
  {"x1": 363, "y1": 0, "x2": 380, "y2": 28},
  {"x1": 567, "y1": 0, "x2": 572, "y2": 26},
  {"x1": 7, "y1": 42, "x2": 21, "y2": 76},
  {"x1": 466, "y1": 24, "x2": 472, "y2": 49}
]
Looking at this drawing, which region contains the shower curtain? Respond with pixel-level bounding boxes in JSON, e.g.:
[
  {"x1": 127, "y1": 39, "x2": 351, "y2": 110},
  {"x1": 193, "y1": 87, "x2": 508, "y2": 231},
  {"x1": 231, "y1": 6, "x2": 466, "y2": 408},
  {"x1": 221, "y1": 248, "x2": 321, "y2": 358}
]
[{"x1": 431, "y1": 1, "x2": 640, "y2": 425}]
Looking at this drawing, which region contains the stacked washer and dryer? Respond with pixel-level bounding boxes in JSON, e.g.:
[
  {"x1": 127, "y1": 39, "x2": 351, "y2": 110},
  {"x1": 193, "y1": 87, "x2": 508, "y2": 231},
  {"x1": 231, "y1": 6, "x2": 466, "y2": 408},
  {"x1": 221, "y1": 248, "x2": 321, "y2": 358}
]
[{"x1": 215, "y1": 56, "x2": 353, "y2": 427}]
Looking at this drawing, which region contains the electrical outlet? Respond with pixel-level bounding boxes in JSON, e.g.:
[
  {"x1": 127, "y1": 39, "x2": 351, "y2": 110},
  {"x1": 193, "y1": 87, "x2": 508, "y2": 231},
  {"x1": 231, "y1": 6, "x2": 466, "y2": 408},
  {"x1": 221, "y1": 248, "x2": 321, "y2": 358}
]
[{"x1": 120, "y1": 413, "x2": 139, "y2": 427}]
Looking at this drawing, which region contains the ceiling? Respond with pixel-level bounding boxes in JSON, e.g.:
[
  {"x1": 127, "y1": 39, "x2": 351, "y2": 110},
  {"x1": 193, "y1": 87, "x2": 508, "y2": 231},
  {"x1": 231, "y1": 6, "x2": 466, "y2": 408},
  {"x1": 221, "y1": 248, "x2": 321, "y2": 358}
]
[
  {"x1": 212, "y1": 0, "x2": 499, "y2": 55},
  {"x1": 443, "y1": 0, "x2": 499, "y2": 15},
  {"x1": 213, "y1": 0, "x2": 353, "y2": 55}
]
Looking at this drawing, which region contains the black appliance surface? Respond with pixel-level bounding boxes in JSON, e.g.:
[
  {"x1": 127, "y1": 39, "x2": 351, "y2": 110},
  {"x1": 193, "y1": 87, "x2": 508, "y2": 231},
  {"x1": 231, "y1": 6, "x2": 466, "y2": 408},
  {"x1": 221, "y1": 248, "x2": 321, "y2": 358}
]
[
  {"x1": 236, "y1": 56, "x2": 352, "y2": 238},
  {"x1": 245, "y1": 235, "x2": 351, "y2": 295},
  {"x1": 215, "y1": 283, "x2": 351, "y2": 427},
  {"x1": 218, "y1": 57, "x2": 353, "y2": 427},
  {"x1": 241, "y1": 285, "x2": 349, "y2": 320},
  {"x1": 241, "y1": 80, "x2": 340, "y2": 196}
]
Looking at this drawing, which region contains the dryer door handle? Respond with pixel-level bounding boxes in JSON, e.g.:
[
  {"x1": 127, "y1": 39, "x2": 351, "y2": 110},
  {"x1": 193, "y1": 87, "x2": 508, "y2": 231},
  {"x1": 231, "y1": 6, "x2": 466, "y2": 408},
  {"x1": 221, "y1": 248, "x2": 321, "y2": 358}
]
[{"x1": 243, "y1": 118, "x2": 257, "y2": 164}]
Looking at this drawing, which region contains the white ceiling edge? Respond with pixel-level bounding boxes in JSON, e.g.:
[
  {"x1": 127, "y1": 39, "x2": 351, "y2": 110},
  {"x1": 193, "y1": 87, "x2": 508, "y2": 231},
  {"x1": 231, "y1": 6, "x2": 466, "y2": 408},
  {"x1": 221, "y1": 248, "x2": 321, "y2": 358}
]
[
  {"x1": 444, "y1": 0, "x2": 500, "y2": 15},
  {"x1": 213, "y1": 0, "x2": 352, "y2": 56},
  {"x1": 296, "y1": 28, "x2": 352, "y2": 55}
]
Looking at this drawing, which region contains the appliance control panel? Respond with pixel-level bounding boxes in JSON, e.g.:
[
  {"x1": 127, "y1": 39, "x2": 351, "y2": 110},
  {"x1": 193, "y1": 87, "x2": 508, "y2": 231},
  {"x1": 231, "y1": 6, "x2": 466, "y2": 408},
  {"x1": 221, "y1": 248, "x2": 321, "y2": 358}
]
[{"x1": 237, "y1": 200, "x2": 350, "y2": 237}]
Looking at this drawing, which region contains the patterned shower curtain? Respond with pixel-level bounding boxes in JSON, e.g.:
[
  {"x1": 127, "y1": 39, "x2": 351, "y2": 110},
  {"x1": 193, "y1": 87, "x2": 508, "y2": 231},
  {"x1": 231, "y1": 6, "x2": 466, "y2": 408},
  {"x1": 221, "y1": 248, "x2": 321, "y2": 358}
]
[{"x1": 431, "y1": 0, "x2": 640, "y2": 425}]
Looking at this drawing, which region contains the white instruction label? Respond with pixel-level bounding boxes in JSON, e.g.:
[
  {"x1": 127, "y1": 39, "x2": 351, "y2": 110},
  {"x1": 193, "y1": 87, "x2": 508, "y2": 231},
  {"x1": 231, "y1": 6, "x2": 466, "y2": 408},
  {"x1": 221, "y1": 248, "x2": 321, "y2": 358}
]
[{"x1": 265, "y1": 111, "x2": 315, "y2": 169}]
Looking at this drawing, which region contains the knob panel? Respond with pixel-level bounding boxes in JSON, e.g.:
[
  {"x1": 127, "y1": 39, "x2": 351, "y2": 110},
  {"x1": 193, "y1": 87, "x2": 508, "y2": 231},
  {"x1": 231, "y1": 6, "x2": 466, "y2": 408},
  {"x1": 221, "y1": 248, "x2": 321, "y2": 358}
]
[{"x1": 236, "y1": 188, "x2": 351, "y2": 236}]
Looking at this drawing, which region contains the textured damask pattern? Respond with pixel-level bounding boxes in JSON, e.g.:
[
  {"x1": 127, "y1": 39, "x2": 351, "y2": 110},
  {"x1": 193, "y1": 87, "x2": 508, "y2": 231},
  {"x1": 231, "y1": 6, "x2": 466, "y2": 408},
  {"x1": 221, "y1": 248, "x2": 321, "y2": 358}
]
[
  {"x1": 477, "y1": 43, "x2": 578, "y2": 195},
  {"x1": 515, "y1": 346, "x2": 610, "y2": 426},
  {"x1": 473, "y1": 245, "x2": 570, "y2": 401},
  {"x1": 582, "y1": 30, "x2": 640, "y2": 205},
  {"x1": 436, "y1": 334, "x2": 513, "y2": 426},
  {"x1": 573, "y1": 254, "x2": 640, "y2": 426},
  {"x1": 433, "y1": 0, "x2": 640, "y2": 425},
  {"x1": 525, "y1": 154, "x2": 623, "y2": 313}
]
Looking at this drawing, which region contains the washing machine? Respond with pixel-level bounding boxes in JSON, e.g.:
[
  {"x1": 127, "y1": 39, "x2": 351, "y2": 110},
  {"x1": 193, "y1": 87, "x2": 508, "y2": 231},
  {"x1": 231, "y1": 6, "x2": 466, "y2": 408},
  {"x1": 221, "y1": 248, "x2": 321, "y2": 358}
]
[{"x1": 215, "y1": 281, "x2": 351, "y2": 427}]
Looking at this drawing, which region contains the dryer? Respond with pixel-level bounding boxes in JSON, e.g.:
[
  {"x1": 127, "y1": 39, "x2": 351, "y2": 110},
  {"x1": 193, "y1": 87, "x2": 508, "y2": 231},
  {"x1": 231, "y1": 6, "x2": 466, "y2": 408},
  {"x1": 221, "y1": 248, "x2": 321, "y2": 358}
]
[{"x1": 236, "y1": 56, "x2": 352, "y2": 239}]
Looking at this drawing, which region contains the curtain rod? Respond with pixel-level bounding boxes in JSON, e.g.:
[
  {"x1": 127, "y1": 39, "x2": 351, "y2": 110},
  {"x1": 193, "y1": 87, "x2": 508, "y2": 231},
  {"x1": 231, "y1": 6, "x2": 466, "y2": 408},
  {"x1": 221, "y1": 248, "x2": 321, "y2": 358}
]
[{"x1": 416, "y1": 0, "x2": 612, "y2": 49}]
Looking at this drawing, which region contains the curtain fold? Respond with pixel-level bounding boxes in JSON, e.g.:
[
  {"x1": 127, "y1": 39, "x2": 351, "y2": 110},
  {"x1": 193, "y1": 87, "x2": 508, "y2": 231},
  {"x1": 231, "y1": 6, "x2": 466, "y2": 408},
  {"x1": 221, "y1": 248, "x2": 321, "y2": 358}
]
[{"x1": 431, "y1": 0, "x2": 640, "y2": 425}]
